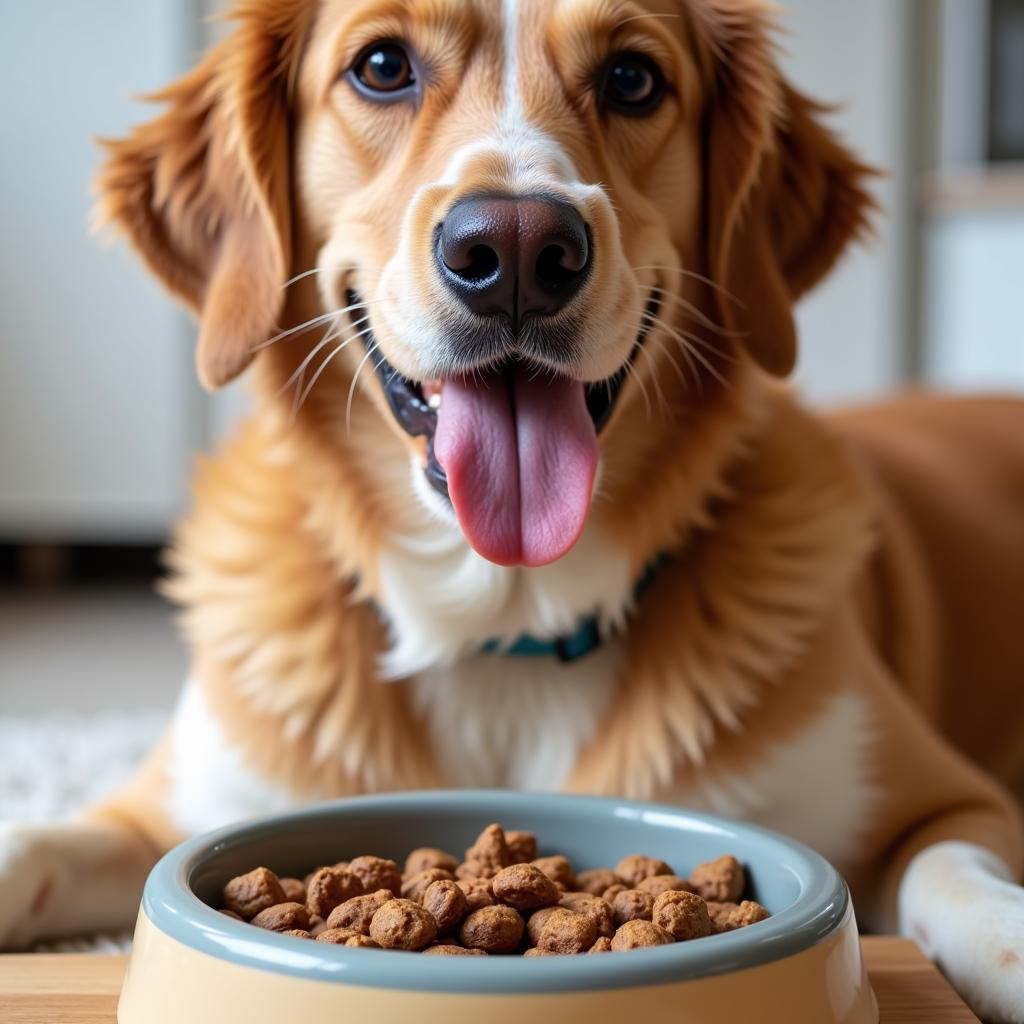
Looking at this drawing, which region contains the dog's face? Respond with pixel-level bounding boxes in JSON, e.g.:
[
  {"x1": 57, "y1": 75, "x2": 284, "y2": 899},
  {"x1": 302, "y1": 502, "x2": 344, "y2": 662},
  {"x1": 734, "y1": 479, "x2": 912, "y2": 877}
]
[{"x1": 99, "y1": 0, "x2": 871, "y2": 568}]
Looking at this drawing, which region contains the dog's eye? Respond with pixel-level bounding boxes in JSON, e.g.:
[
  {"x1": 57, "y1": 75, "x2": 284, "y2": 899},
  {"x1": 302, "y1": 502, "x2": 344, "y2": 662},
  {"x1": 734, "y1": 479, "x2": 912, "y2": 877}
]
[
  {"x1": 353, "y1": 42, "x2": 415, "y2": 95},
  {"x1": 601, "y1": 53, "x2": 665, "y2": 115}
]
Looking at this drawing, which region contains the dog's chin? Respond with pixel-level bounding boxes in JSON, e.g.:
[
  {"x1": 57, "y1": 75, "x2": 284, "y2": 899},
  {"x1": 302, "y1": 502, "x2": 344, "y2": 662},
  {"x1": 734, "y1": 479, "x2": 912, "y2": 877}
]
[{"x1": 348, "y1": 289, "x2": 658, "y2": 500}]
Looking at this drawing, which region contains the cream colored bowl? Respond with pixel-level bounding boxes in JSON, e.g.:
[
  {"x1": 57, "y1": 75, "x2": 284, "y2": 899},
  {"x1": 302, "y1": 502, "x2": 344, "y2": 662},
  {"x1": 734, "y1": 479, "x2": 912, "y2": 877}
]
[{"x1": 119, "y1": 791, "x2": 877, "y2": 1024}]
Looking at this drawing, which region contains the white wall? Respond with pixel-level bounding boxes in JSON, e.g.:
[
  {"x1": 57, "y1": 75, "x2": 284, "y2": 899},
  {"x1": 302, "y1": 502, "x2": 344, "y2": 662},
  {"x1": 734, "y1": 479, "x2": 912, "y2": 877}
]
[
  {"x1": 924, "y1": 209, "x2": 1024, "y2": 392},
  {"x1": 778, "y1": 1, "x2": 914, "y2": 405},
  {"x1": 0, "y1": 0, "x2": 205, "y2": 540}
]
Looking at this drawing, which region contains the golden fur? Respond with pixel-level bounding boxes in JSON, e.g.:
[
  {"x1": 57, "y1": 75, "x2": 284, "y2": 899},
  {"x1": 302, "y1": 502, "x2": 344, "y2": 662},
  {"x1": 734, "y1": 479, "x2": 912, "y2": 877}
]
[{"x1": 2, "y1": 1, "x2": 1022, "y2": 1017}]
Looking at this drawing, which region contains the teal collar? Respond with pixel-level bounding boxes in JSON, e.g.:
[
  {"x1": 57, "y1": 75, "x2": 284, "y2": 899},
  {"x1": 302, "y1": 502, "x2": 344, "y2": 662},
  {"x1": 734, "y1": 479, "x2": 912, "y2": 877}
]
[{"x1": 480, "y1": 556, "x2": 665, "y2": 663}]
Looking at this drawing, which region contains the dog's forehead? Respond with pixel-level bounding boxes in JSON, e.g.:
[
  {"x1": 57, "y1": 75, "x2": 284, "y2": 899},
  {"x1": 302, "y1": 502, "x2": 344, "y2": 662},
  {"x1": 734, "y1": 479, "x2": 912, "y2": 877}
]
[{"x1": 306, "y1": 0, "x2": 690, "y2": 81}]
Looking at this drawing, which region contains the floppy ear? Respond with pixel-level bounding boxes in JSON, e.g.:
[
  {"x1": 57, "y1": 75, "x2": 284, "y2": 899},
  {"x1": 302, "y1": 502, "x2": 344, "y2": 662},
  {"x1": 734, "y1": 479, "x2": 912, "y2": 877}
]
[
  {"x1": 699, "y1": 2, "x2": 876, "y2": 376},
  {"x1": 95, "y1": 3, "x2": 309, "y2": 389}
]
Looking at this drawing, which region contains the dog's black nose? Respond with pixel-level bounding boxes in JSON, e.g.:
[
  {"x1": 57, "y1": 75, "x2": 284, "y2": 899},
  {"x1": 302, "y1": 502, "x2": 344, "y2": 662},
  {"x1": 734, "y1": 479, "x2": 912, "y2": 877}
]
[{"x1": 436, "y1": 194, "x2": 590, "y2": 324}]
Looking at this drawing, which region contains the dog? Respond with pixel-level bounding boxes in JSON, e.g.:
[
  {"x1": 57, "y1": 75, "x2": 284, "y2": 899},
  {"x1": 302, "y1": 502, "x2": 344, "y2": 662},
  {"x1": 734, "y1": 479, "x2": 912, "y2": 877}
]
[{"x1": 2, "y1": 0, "x2": 1023, "y2": 1018}]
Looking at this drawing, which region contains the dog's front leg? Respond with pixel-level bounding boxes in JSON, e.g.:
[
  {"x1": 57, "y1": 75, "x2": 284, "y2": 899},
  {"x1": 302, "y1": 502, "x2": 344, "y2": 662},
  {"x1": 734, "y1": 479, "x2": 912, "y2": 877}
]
[
  {"x1": 0, "y1": 738, "x2": 177, "y2": 949},
  {"x1": 898, "y1": 840, "x2": 1024, "y2": 1023},
  {"x1": 853, "y1": 636, "x2": 1024, "y2": 1023}
]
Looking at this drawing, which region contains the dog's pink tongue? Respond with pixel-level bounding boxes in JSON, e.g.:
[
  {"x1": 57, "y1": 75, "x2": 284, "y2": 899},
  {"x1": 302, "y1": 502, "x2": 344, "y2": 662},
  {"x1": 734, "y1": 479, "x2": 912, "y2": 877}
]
[{"x1": 434, "y1": 367, "x2": 598, "y2": 567}]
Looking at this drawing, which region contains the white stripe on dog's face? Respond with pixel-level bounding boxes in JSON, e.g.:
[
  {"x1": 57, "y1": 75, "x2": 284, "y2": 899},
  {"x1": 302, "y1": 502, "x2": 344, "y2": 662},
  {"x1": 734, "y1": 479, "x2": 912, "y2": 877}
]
[{"x1": 502, "y1": 0, "x2": 521, "y2": 125}]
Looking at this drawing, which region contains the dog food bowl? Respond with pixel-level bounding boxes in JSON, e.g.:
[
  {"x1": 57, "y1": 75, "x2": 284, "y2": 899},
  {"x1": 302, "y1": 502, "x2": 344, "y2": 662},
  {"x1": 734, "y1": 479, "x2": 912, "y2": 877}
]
[{"x1": 118, "y1": 790, "x2": 877, "y2": 1024}]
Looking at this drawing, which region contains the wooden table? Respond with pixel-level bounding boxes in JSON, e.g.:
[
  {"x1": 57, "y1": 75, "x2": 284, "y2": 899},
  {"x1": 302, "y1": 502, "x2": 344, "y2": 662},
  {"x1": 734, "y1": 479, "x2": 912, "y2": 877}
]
[{"x1": 0, "y1": 937, "x2": 978, "y2": 1023}]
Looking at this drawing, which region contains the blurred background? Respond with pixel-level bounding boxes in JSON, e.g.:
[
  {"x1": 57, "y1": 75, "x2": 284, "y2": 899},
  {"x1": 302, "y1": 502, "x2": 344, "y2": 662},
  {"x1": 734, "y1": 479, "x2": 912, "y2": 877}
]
[{"x1": 1, "y1": 0, "x2": 1022, "y2": 736}]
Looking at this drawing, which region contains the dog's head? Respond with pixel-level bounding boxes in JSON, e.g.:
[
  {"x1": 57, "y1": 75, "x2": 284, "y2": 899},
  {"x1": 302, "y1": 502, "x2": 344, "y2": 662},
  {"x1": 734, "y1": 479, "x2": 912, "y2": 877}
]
[{"x1": 98, "y1": 0, "x2": 872, "y2": 568}]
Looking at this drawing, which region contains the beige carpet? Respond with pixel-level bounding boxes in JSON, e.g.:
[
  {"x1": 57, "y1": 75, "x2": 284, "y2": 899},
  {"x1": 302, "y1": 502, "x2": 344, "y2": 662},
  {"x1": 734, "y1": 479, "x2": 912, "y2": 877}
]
[{"x1": 0, "y1": 709, "x2": 168, "y2": 951}]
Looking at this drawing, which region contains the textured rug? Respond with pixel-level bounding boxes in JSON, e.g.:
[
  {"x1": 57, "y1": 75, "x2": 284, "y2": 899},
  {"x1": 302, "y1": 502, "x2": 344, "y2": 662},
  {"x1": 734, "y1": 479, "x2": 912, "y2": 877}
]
[{"x1": 0, "y1": 710, "x2": 169, "y2": 952}]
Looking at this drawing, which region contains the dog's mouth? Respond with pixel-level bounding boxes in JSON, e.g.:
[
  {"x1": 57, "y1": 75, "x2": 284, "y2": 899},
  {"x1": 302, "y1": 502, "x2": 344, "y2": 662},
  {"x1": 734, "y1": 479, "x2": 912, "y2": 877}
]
[{"x1": 350, "y1": 289, "x2": 659, "y2": 566}]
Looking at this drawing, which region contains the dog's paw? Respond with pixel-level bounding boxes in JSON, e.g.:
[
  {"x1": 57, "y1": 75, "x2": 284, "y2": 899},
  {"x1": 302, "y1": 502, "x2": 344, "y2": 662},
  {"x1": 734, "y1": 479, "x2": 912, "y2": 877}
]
[
  {"x1": 0, "y1": 822, "x2": 60, "y2": 949},
  {"x1": 900, "y1": 841, "x2": 1024, "y2": 1024},
  {"x1": 0, "y1": 818, "x2": 148, "y2": 950}
]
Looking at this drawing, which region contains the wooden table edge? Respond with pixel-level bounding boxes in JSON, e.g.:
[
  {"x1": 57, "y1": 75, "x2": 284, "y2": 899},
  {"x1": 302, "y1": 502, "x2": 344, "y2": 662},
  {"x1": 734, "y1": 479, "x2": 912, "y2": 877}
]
[{"x1": 0, "y1": 936, "x2": 979, "y2": 1022}]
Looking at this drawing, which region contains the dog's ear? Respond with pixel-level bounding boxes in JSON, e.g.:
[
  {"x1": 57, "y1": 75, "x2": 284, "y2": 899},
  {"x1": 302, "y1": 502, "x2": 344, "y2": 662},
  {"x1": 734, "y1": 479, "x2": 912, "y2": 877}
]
[
  {"x1": 95, "y1": 4, "x2": 309, "y2": 389},
  {"x1": 699, "y1": 3, "x2": 875, "y2": 376}
]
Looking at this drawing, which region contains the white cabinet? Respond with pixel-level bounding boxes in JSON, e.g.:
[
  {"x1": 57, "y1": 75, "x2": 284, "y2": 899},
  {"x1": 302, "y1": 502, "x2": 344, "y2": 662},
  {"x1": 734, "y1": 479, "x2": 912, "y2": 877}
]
[{"x1": 0, "y1": 0, "x2": 204, "y2": 540}]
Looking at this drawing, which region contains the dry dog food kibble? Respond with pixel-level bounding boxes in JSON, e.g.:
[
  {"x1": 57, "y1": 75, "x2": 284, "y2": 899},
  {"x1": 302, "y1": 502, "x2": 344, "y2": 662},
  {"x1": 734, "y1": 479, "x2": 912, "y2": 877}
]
[
  {"x1": 369, "y1": 898, "x2": 438, "y2": 950},
  {"x1": 325, "y1": 889, "x2": 394, "y2": 934},
  {"x1": 218, "y1": 822, "x2": 769, "y2": 956},
  {"x1": 306, "y1": 866, "x2": 364, "y2": 918}
]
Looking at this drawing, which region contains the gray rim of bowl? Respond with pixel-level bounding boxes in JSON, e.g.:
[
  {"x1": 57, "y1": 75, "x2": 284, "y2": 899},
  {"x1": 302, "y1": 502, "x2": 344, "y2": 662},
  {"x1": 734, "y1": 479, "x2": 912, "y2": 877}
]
[{"x1": 143, "y1": 790, "x2": 850, "y2": 994}]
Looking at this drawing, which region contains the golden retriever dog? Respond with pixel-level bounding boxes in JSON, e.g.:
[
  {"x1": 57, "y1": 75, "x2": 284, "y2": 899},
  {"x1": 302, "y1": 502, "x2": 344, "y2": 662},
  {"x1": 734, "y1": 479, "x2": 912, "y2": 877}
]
[{"x1": 3, "y1": 0, "x2": 1024, "y2": 1017}]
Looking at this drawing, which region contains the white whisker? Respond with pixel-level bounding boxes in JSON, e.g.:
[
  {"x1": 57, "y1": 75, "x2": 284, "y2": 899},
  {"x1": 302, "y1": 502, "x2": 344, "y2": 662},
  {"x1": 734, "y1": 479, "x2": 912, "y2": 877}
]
[
  {"x1": 631, "y1": 264, "x2": 746, "y2": 309},
  {"x1": 291, "y1": 324, "x2": 375, "y2": 417},
  {"x1": 649, "y1": 331, "x2": 693, "y2": 395},
  {"x1": 623, "y1": 358, "x2": 652, "y2": 420},
  {"x1": 280, "y1": 314, "x2": 369, "y2": 396},
  {"x1": 280, "y1": 265, "x2": 342, "y2": 291},
  {"x1": 253, "y1": 294, "x2": 394, "y2": 353},
  {"x1": 647, "y1": 285, "x2": 744, "y2": 338},
  {"x1": 645, "y1": 312, "x2": 729, "y2": 389},
  {"x1": 635, "y1": 341, "x2": 669, "y2": 415},
  {"x1": 346, "y1": 342, "x2": 380, "y2": 434}
]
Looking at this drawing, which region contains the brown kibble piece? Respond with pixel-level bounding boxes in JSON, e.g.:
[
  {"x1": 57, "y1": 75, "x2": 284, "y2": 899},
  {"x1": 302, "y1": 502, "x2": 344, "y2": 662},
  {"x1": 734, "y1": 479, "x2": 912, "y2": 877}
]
[
  {"x1": 523, "y1": 946, "x2": 558, "y2": 957},
  {"x1": 423, "y1": 944, "x2": 488, "y2": 956},
  {"x1": 402, "y1": 867, "x2": 456, "y2": 902},
  {"x1": 250, "y1": 902, "x2": 311, "y2": 933},
  {"x1": 223, "y1": 867, "x2": 287, "y2": 921},
  {"x1": 637, "y1": 875, "x2": 695, "y2": 897},
  {"x1": 369, "y1": 898, "x2": 438, "y2": 951},
  {"x1": 404, "y1": 847, "x2": 459, "y2": 878},
  {"x1": 279, "y1": 877, "x2": 306, "y2": 903},
  {"x1": 457, "y1": 877, "x2": 495, "y2": 912},
  {"x1": 652, "y1": 890, "x2": 711, "y2": 941},
  {"x1": 219, "y1": 909, "x2": 242, "y2": 921},
  {"x1": 316, "y1": 926, "x2": 361, "y2": 944},
  {"x1": 690, "y1": 855, "x2": 745, "y2": 904},
  {"x1": 558, "y1": 892, "x2": 615, "y2": 939},
  {"x1": 576, "y1": 869, "x2": 621, "y2": 896},
  {"x1": 492, "y1": 864, "x2": 560, "y2": 912},
  {"x1": 345, "y1": 934, "x2": 381, "y2": 947},
  {"x1": 348, "y1": 856, "x2": 402, "y2": 897},
  {"x1": 462, "y1": 824, "x2": 514, "y2": 879},
  {"x1": 706, "y1": 901, "x2": 736, "y2": 934},
  {"x1": 538, "y1": 908, "x2": 597, "y2": 954},
  {"x1": 423, "y1": 879, "x2": 468, "y2": 935},
  {"x1": 306, "y1": 866, "x2": 365, "y2": 919},
  {"x1": 611, "y1": 919, "x2": 674, "y2": 950},
  {"x1": 614, "y1": 855, "x2": 673, "y2": 887},
  {"x1": 308, "y1": 915, "x2": 327, "y2": 937},
  {"x1": 326, "y1": 889, "x2": 394, "y2": 935},
  {"x1": 602, "y1": 883, "x2": 628, "y2": 902},
  {"x1": 460, "y1": 905, "x2": 525, "y2": 953},
  {"x1": 280, "y1": 929, "x2": 312, "y2": 939},
  {"x1": 526, "y1": 906, "x2": 561, "y2": 946},
  {"x1": 531, "y1": 855, "x2": 576, "y2": 890},
  {"x1": 724, "y1": 901, "x2": 765, "y2": 933},
  {"x1": 611, "y1": 889, "x2": 655, "y2": 926},
  {"x1": 505, "y1": 830, "x2": 538, "y2": 864},
  {"x1": 589, "y1": 936, "x2": 613, "y2": 953}
]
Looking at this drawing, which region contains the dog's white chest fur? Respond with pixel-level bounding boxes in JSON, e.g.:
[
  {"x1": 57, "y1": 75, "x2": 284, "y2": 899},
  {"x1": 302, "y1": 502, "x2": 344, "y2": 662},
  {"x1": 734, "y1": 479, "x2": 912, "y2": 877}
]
[
  {"x1": 667, "y1": 690, "x2": 878, "y2": 868},
  {"x1": 410, "y1": 644, "x2": 622, "y2": 789}
]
